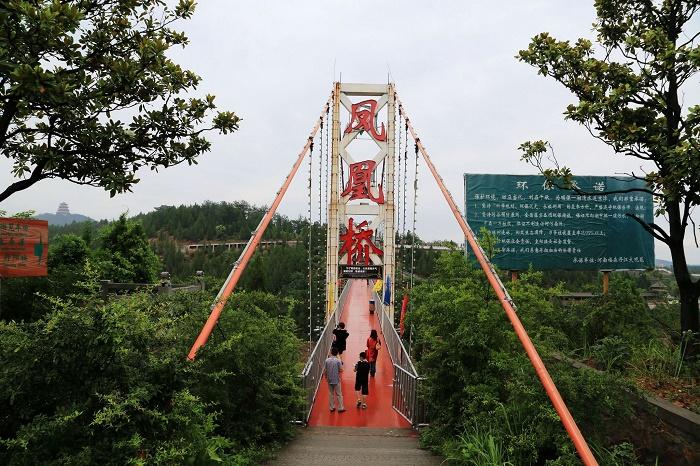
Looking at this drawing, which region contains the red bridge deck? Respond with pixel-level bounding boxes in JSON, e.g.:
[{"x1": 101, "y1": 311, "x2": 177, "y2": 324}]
[{"x1": 307, "y1": 280, "x2": 411, "y2": 428}]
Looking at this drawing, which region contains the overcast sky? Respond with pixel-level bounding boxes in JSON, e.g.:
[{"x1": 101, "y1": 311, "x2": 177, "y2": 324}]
[{"x1": 1, "y1": 0, "x2": 699, "y2": 263}]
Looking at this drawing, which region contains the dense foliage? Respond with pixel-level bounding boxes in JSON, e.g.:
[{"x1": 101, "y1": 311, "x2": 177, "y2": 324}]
[
  {"x1": 518, "y1": 0, "x2": 700, "y2": 334},
  {"x1": 94, "y1": 214, "x2": 160, "y2": 283},
  {"x1": 408, "y1": 251, "x2": 697, "y2": 464},
  {"x1": 0, "y1": 272, "x2": 302, "y2": 465},
  {"x1": 0, "y1": 0, "x2": 239, "y2": 202}
]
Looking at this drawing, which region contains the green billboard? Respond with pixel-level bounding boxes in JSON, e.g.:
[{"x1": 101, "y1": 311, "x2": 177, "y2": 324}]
[{"x1": 464, "y1": 174, "x2": 654, "y2": 270}]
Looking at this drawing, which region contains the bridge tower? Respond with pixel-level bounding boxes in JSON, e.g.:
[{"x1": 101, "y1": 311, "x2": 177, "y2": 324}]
[{"x1": 327, "y1": 83, "x2": 396, "y2": 322}]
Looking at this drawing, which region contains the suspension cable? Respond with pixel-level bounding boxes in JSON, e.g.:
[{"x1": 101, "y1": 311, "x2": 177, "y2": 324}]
[
  {"x1": 397, "y1": 107, "x2": 403, "y2": 288},
  {"x1": 188, "y1": 95, "x2": 332, "y2": 361},
  {"x1": 317, "y1": 125, "x2": 325, "y2": 339},
  {"x1": 307, "y1": 138, "x2": 314, "y2": 346},
  {"x1": 401, "y1": 114, "x2": 408, "y2": 283},
  {"x1": 402, "y1": 117, "x2": 409, "y2": 286},
  {"x1": 315, "y1": 123, "x2": 323, "y2": 338},
  {"x1": 396, "y1": 95, "x2": 598, "y2": 466},
  {"x1": 410, "y1": 141, "x2": 418, "y2": 290},
  {"x1": 318, "y1": 121, "x2": 323, "y2": 231},
  {"x1": 323, "y1": 107, "x2": 331, "y2": 226},
  {"x1": 324, "y1": 102, "x2": 330, "y2": 315}
]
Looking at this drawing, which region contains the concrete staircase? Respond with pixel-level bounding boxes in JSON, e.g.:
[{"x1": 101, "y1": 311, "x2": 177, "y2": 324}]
[{"x1": 266, "y1": 427, "x2": 443, "y2": 466}]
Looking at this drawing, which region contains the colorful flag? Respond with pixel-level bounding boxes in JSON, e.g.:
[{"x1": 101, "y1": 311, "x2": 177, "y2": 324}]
[{"x1": 399, "y1": 294, "x2": 409, "y2": 336}]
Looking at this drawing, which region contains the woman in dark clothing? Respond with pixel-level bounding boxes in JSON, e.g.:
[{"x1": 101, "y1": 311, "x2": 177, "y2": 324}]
[
  {"x1": 366, "y1": 329, "x2": 381, "y2": 377},
  {"x1": 332, "y1": 322, "x2": 350, "y2": 361}
]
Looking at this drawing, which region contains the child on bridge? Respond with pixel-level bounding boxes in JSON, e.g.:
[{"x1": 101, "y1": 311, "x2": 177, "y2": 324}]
[{"x1": 354, "y1": 351, "x2": 370, "y2": 409}]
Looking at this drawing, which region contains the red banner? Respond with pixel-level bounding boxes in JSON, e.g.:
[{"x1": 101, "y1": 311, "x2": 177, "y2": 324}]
[
  {"x1": 399, "y1": 294, "x2": 409, "y2": 336},
  {"x1": 0, "y1": 218, "x2": 48, "y2": 277}
]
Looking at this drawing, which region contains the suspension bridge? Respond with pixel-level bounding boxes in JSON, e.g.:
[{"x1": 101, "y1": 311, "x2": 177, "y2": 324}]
[{"x1": 187, "y1": 83, "x2": 599, "y2": 466}]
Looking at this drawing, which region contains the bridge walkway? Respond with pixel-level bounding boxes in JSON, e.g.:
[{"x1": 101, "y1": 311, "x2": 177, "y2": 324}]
[{"x1": 307, "y1": 280, "x2": 410, "y2": 428}]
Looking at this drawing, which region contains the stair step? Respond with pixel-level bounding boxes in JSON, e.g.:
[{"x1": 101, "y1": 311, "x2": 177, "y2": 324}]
[{"x1": 266, "y1": 427, "x2": 442, "y2": 466}]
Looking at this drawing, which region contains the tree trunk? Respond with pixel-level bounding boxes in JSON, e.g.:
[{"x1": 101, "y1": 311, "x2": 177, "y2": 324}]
[
  {"x1": 667, "y1": 203, "x2": 700, "y2": 335},
  {"x1": 668, "y1": 238, "x2": 699, "y2": 336},
  {"x1": 679, "y1": 288, "x2": 699, "y2": 334}
]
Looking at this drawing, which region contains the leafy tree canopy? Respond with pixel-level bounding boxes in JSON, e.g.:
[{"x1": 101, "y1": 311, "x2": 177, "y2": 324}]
[
  {"x1": 0, "y1": 0, "x2": 239, "y2": 201},
  {"x1": 94, "y1": 213, "x2": 160, "y2": 283},
  {"x1": 518, "y1": 0, "x2": 700, "y2": 333},
  {"x1": 47, "y1": 233, "x2": 89, "y2": 268}
]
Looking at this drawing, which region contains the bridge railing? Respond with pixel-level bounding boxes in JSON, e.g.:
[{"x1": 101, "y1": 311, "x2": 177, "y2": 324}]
[
  {"x1": 373, "y1": 291, "x2": 427, "y2": 427},
  {"x1": 392, "y1": 364, "x2": 427, "y2": 427},
  {"x1": 299, "y1": 281, "x2": 350, "y2": 424},
  {"x1": 373, "y1": 291, "x2": 417, "y2": 377}
]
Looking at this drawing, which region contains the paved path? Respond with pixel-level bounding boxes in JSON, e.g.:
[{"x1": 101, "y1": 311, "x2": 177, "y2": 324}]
[
  {"x1": 266, "y1": 427, "x2": 443, "y2": 465},
  {"x1": 308, "y1": 280, "x2": 409, "y2": 428}
]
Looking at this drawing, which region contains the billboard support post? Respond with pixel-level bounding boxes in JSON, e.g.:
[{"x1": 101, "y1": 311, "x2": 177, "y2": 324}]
[{"x1": 602, "y1": 271, "x2": 610, "y2": 295}]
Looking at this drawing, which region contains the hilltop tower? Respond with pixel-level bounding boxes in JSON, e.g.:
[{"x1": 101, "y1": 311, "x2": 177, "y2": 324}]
[{"x1": 56, "y1": 202, "x2": 70, "y2": 216}]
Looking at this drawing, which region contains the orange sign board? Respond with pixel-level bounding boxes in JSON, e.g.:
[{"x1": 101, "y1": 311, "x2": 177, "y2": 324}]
[{"x1": 0, "y1": 218, "x2": 48, "y2": 277}]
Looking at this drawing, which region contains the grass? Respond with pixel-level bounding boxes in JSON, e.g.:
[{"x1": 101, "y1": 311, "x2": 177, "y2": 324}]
[{"x1": 448, "y1": 424, "x2": 513, "y2": 466}]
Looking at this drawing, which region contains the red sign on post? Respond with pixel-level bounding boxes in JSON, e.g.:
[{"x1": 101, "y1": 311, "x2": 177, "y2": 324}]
[{"x1": 0, "y1": 218, "x2": 48, "y2": 277}]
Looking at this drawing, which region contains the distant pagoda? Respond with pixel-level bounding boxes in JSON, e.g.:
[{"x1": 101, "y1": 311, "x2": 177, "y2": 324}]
[{"x1": 56, "y1": 202, "x2": 71, "y2": 216}]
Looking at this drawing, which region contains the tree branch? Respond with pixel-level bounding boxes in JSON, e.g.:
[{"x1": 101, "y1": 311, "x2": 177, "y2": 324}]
[
  {"x1": 690, "y1": 215, "x2": 699, "y2": 248},
  {"x1": 0, "y1": 97, "x2": 19, "y2": 146},
  {"x1": 0, "y1": 159, "x2": 49, "y2": 203},
  {"x1": 625, "y1": 213, "x2": 670, "y2": 243}
]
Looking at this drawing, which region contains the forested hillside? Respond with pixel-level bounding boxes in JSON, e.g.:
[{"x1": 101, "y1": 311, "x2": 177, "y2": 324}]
[
  {"x1": 48, "y1": 201, "x2": 306, "y2": 241},
  {"x1": 136, "y1": 201, "x2": 307, "y2": 241}
]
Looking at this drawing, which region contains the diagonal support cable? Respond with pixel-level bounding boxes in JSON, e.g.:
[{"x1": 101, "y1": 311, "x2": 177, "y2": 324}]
[
  {"x1": 396, "y1": 95, "x2": 599, "y2": 466},
  {"x1": 188, "y1": 95, "x2": 332, "y2": 360}
]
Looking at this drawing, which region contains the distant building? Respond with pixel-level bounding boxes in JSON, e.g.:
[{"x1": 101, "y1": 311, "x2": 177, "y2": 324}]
[{"x1": 56, "y1": 202, "x2": 70, "y2": 215}]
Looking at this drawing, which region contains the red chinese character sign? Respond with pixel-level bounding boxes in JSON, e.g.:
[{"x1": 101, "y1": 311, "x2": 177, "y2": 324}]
[
  {"x1": 327, "y1": 83, "x2": 396, "y2": 314},
  {"x1": 344, "y1": 99, "x2": 386, "y2": 141},
  {"x1": 341, "y1": 160, "x2": 385, "y2": 204},
  {"x1": 0, "y1": 218, "x2": 48, "y2": 277},
  {"x1": 339, "y1": 218, "x2": 383, "y2": 265}
]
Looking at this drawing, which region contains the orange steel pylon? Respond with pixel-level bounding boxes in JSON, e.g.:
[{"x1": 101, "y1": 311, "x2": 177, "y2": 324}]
[{"x1": 187, "y1": 95, "x2": 332, "y2": 361}]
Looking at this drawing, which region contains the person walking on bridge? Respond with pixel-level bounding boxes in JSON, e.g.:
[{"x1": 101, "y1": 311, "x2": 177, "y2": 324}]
[
  {"x1": 366, "y1": 329, "x2": 381, "y2": 377},
  {"x1": 354, "y1": 351, "x2": 370, "y2": 409},
  {"x1": 324, "y1": 347, "x2": 345, "y2": 412},
  {"x1": 332, "y1": 322, "x2": 349, "y2": 361}
]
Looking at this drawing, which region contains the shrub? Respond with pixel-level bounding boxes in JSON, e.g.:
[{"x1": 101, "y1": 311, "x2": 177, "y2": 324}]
[
  {"x1": 409, "y1": 255, "x2": 634, "y2": 464},
  {"x1": 0, "y1": 287, "x2": 302, "y2": 465},
  {"x1": 591, "y1": 336, "x2": 631, "y2": 372}
]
